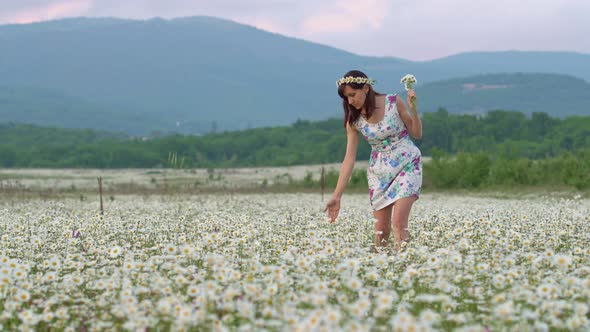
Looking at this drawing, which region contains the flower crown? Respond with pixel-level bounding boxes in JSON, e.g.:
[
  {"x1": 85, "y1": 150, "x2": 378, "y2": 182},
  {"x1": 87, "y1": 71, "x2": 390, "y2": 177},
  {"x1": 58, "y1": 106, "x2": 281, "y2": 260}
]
[{"x1": 336, "y1": 76, "x2": 376, "y2": 87}]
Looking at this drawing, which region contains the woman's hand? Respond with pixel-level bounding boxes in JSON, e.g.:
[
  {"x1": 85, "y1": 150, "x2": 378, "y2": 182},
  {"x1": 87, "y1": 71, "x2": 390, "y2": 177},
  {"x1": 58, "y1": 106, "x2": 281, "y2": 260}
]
[
  {"x1": 324, "y1": 196, "x2": 341, "y2": 223},
  {"x1": 407, "y1": 89, "x2": 417, "y2": 112}
]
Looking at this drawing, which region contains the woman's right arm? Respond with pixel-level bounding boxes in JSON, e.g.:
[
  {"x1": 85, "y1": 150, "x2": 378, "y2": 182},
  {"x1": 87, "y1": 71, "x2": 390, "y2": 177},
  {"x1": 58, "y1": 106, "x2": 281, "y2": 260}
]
[
  {"x1": 325, "y1": 123, "x2": 360, "y2": 222},
  {"x1": 333, "y1": 123, "x2": 360, "y2": 198}
]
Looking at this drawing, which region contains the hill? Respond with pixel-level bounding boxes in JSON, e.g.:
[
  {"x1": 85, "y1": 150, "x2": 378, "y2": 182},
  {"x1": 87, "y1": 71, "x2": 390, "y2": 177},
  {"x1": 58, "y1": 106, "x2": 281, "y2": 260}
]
[
  {"x1": 0, "y1": 17, "x2": 589, "y2": 135},
  {"x1": 415, "y1": 73, "x2": 590, "y2": 116}
]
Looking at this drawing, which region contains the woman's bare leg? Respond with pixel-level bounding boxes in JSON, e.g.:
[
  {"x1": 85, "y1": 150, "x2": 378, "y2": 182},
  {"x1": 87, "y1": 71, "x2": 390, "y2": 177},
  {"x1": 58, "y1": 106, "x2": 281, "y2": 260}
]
[
  {"x1": 373, "y1": 204, "x2": 393, "y2": 252},
  {"x1": 392, "y1": 196, "x2": 417, "y2": 251}
]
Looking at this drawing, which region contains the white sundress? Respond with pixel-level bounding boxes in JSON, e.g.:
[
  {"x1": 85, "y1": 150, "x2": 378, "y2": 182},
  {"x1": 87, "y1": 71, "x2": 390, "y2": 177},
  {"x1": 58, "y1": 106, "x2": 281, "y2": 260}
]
[{"x1": 353, "y1": 94, "x2": 423, "y2": 210}]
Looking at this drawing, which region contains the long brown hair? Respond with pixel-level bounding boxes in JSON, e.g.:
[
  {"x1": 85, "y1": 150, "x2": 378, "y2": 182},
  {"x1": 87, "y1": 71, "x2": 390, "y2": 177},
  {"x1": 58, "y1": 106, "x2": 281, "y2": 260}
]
[{"x1": 337, "y1": 70, "x2": 381, "y2": 128}]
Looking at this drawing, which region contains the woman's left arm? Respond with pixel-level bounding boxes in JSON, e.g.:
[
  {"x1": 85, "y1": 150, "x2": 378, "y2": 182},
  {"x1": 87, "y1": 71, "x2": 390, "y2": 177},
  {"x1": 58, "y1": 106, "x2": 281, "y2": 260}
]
[{"x1": 396, "y1": 89, "x2": 422, "y2": 139}]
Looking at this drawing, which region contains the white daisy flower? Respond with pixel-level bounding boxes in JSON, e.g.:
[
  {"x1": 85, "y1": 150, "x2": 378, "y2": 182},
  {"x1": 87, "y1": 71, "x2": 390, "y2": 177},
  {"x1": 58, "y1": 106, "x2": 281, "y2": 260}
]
[
  {"x1": 15, "y1": 289, "x2": 31, "y2": 302},
  {"x1": 553, "y1": 254, "x2": 572, "y2": 269},
  {"x1": 345, "y1": 277, "x2": 362, "y2": 291},
  {"x1": 109, "y1": 245, "x2": 122, "y2": 258}
]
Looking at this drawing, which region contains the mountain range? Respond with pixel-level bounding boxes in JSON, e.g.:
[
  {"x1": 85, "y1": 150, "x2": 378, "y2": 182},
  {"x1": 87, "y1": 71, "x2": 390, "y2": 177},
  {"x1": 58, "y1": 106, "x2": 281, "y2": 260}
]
[{"x1": 0, "y1": 16, "x2": 589, "y2": 135}]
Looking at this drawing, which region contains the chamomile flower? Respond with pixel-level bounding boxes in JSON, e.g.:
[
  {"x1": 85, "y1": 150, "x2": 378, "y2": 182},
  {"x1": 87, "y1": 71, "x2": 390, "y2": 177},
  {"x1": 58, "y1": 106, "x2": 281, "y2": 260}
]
[
  {"x1": 186, "y1": 284, "x2": 199, "y2": 297},
  {"x1": 48, "y1": 257, "x2": 61, "y2": 270},
  {"x1": 109, "y1": 245, "x2": 122, "y2": 258},
  {"x1": 345, "y1": 277, "x2": 362, "y2": 291},
  {"x1": 15, "y1": 289, "x2": 31, "y2": 302},
  {"x1": 164, "y1": 243, "x2": 177, "y2": 255},
  {"x1": 553, "y1": 254, "x2": 572, "y2": 269}
]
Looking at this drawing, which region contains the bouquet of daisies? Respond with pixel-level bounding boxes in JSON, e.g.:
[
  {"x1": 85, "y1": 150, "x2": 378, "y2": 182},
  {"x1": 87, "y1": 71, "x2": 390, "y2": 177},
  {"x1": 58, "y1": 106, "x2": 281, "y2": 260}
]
[{"x1": 401, "y1": 74, "x2": 417, "y2": 110}]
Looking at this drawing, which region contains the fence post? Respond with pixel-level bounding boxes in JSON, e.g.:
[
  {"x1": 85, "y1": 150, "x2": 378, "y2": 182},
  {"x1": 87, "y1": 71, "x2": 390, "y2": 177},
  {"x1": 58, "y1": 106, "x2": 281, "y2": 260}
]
[
  {"x1": 98, "y1": 177, "x2": 104, "y2": 215},
  {"x1": 320, "y1": 166, "x2": 325, "y2": 201}
]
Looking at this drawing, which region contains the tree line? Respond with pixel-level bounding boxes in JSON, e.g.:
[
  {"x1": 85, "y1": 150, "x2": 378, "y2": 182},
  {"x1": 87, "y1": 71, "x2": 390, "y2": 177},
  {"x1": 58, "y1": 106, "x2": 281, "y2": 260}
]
[{"x1": 0, "y1": 109, "x2": 588, "y2": 169}]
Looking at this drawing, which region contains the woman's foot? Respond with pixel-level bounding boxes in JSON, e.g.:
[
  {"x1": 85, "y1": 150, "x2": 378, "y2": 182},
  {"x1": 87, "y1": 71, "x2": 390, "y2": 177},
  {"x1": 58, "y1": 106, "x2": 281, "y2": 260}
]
[
  {"x1": 371, "y1": 245, "x2": 390, "y2": 254},
  {"x1": 394, "y1": 237, "x2": 411, "y2": 252}
]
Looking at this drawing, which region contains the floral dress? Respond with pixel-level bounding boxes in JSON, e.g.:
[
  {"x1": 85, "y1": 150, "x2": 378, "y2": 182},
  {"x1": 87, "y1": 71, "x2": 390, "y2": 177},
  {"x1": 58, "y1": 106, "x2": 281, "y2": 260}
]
[{"x1": 353, "y1": 94, "x2": 423, "y2": 210}]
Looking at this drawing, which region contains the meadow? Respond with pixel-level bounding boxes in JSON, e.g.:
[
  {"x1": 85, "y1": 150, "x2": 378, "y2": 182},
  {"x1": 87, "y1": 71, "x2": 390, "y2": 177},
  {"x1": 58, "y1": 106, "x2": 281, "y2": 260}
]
[
  {"x1": 1, "y1": 186, "x2": 589, "y2": 331},
  {"x1": 0, "y1": 164, "x2": 355, "y2": 194}
]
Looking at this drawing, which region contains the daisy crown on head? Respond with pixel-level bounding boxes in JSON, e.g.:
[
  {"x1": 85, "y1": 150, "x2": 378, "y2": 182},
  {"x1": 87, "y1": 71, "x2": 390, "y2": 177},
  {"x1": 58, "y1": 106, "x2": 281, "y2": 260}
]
[{"x1": 336, "y1": 76, "x2": 376, "y2": 87}]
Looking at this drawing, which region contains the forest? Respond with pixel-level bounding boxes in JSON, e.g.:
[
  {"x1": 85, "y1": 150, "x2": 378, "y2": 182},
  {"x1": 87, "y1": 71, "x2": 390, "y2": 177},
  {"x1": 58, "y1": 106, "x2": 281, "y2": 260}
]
[
  {"x1": 1, "y1": 109, "x2": 588, "y2": 167},
  {"x1": 1, "y1": 110, "x2": 589, "y2": 189}
]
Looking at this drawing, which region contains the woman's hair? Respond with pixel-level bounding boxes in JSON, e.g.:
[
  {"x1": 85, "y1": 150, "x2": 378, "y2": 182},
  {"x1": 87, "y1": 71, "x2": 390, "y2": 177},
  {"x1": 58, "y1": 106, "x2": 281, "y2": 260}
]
[{"x1": 337, "y1": 70, "x2": 381, "y2": 128}]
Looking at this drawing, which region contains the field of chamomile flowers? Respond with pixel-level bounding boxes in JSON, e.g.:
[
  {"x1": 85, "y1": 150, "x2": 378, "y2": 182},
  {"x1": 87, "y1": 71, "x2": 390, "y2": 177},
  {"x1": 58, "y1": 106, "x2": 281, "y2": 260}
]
[{"x1": 1, "y1": 192, "x2": 590, "y2": 331}]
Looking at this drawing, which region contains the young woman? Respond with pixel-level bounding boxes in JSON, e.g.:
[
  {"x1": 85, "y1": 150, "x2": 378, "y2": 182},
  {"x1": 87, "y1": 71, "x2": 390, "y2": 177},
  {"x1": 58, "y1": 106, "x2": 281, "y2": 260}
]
[{"x1": 324, "y1": 70, "x2": 423, "y2": 252}]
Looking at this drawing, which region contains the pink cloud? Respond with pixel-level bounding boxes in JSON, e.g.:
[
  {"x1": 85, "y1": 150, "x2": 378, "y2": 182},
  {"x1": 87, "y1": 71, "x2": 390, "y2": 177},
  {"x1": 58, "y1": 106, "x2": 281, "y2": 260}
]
[
  {"x1": 3, "y1": 0, "x2": 94, "y2": 24},
  {"x1": 301, "y1": 0, "x2": 389, "y2": 36},
  {"x1": 302, "y1": 13, "x2": 361, "y2": 34}
]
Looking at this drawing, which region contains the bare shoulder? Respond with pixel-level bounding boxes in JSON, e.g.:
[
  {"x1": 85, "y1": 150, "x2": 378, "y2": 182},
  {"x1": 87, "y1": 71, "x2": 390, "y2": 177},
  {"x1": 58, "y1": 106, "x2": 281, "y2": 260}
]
[
  {"x1": 395, "y1": 94, "x2": 407, "y2": 113},
  {"x1": 346, "y1": 122, "x2": 357, "y2": 134},
  {"x1": 376, "y1": 93, "x2": 388, "y2": 107},
  {"x1": 395, "y1": 94, "x2": 405, "y2": 107},
  {"x1": 373, "y1": 94, "x2": 387, "y2": 116}
]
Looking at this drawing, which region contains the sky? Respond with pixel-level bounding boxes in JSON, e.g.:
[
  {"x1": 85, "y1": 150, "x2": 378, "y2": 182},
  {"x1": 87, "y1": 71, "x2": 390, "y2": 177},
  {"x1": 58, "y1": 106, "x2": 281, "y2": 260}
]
[{"x1": 0, "y1": 0, "x2": 588, "y2": 61}]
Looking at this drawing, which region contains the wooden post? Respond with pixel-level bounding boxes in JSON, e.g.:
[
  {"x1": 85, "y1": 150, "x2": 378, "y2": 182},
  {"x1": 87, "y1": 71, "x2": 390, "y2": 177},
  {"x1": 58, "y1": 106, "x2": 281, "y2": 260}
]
[
  {"x1": 98, "y1": 177, "x2": 104, "y2": 215},
  {"x1": 320, "y1": 166, "x2": 325, "y2": 201}
]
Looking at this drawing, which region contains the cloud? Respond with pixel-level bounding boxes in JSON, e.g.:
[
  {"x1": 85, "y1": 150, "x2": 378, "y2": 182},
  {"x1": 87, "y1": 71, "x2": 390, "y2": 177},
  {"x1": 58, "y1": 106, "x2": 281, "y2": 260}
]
[
  {"x1": 0, "y1": 0, "x2": 588, "y2": 60},
  {"x1": 246, "y1": 17, "x2": 292, "y2": 37},
  {"x1": 0, "y1": 0, "x2": 93, "y2": 24},
  {"x1": 300, "y1": 0, "x2": 390, "y2": 35}
]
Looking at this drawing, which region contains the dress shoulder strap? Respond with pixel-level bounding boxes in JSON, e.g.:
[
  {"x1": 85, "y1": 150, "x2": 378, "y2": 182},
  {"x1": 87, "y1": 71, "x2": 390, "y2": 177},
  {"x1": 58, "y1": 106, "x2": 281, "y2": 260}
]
[{"x1": 387, "y1": 94, "x2": 397, "y2": 104}]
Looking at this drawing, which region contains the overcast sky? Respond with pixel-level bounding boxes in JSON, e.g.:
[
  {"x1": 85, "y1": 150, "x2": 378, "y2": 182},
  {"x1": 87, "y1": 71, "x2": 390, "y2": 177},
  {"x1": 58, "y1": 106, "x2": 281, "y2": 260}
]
[{"x1": 0, "y1": 0, "x2": 588, "y2": 61}]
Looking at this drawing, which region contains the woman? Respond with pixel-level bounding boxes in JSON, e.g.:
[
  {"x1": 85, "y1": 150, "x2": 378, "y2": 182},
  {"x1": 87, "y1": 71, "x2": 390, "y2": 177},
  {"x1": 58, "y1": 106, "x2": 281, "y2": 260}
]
[{"x1": 324, "y1": 70, "x2": 423, "y2": 252}]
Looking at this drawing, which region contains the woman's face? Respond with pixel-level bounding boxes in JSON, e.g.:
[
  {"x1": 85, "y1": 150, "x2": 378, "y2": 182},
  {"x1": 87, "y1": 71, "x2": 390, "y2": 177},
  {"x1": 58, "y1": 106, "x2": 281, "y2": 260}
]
[{"x1": 342, "y1": 85, "x2": 369, "y2": 110}]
